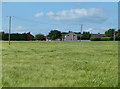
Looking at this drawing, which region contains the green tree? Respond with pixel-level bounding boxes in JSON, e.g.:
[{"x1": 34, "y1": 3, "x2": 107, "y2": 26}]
[
  {"x1": 105, "y1": 29, "x2": 115, "y2": 37},
  {"x1": 35, "y1": 34, "x2": 45, "y2": 41},
  {"x1": 48, "y1": 30, "x2": 62, "y2": 40},
  {"x1": 82, "y1": 32, "x2": 91, "y2": 40},
  {"x1": 117, "y1": 29, "x2": 120, "y2": 37},
  {"x1": 2, "y1": 33, "x2": 9, "y2": 40},
  {"x1": 1, "y1": 32, "x2": 31, "y2": 41}
]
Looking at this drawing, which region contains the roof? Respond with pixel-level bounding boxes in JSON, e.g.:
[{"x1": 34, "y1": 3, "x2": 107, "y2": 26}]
[
  {"x1": 62, "y1": 31, "x2": 82, "y2": 37},
  {"x1": 91, "y1": 34, "x2": 104, "y2": 37},
  {"x1": 62, "y1": 31, "x2": 105, "y2": 38}
]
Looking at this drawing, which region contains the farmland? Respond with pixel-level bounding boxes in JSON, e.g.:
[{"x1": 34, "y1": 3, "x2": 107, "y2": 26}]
[{"x1": 2, "y1": 41, "x2": 118, "y2": 87}]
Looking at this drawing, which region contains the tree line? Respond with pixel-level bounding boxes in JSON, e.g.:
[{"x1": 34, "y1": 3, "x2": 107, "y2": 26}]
[
  {"x1": 1, "y1": 29, "x2": 120, "y2": 41},
  {"x1": 36, "y1": 29, "x2": 120, "y2": 41},
  {"x1": 0, "y1": 32, "x2": 28, "y2": 41}
]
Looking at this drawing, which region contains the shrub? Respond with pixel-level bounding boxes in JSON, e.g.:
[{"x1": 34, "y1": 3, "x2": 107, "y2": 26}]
[
  {"x1": 115, "y1": 36, "x2": 120, "y2": 41},
  {"x1": 100, "y1": 37, "x2": 112, "y2": 41},
  {"x1": 90, "y1": 37, "x2": 101, "y2": 41},
  {"x1": 34, "y1": 34, "x2": 45, "y2": 41}
]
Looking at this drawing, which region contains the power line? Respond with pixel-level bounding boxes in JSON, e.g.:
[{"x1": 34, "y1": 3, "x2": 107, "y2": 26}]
[
  {"x1": 14, "y1": 16, "x2": 38, "y2": 23},
  {"x1": 4, "y1": 16, "x2": 86, "y2": 37},
  {"x1": 14, "y1": 16, "x2": 80, "y2": 26}
]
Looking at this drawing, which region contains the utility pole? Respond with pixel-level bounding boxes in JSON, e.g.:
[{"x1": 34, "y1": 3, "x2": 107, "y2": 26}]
[
  {"x1": 80, "y1": 24, "x2": 83, "y2": 41},
  {"x1": 7, "y1": 16, "x2": 13, "y2": 45},
  {"x1": 113, "y1": 29, "x2": 116, "y2": 41}
]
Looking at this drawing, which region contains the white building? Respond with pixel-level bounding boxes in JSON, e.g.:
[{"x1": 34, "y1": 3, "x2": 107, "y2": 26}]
[{"x1": 62, "y1": 31, "x2": 82, "y2": 41}]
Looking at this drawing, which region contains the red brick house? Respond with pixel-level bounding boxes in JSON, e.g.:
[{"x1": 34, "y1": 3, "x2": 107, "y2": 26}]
[{"x1": 27, "y1": 32, "x2": 34, "y2": 40}]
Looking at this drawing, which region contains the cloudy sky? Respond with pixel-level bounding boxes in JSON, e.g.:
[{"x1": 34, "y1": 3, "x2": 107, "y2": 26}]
[{"x1": 2, "y1": 2, "x2": 118, "y2": 35}]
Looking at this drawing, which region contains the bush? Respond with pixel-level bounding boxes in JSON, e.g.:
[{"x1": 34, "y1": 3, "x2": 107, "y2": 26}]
[
  {"x1": 34, "y1": 34, "x2": 45, "y2": 41},
  {"x1": 100, "y1": 37, "x2": 112, "y2": 41},
  {"x1": 90, "y1": 37, "x2": 113, "y2": 41},
  {"x1": 90, "y1": 37, "x2": 101, "y2": 41},
  {"x1": 115, "y1": 36, "x2": 120, "y2": 41}
]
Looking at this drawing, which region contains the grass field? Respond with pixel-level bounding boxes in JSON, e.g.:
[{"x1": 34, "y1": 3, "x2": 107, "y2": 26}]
[{"x1": 2, "y1": 41, "x2": 118, "y2": 87}]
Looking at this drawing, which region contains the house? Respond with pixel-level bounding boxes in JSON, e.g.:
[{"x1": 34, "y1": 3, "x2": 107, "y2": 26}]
[
  {"x1": 62, "y1": 31, "x2": 105, "y2": 41},
  {"x1": 91, "y1": 33, "x2": 105, "y2": 38},
  {"x1": 45, "y1": 36, "x2": 52, "y2": 41},
  {"x1": 26, "y1": 32, "x2": 34, "y2": 41},
  {"x1": 62, "y1": 31, "x2": 82, "y2": 41}
]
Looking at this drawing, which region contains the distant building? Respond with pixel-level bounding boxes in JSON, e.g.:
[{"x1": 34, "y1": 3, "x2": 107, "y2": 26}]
[
  {"x1": 62, "y1": 31, "x2": 105, "y2": 41},
  {"x1": 62, "y1": 31, "x2": 82, "y2": 41},
  {"x1": 27, "y1": 32, "x2": 34, "y2": 41},
  {"x1": 64, "y1": 31, "x2": 77, "y2": 41},
  {"x1": 91, "y1": 33, "x2": 105, "y2": 38},
  {"x1": 45, "y1": 36, "x2": 52, "y2": 41}
]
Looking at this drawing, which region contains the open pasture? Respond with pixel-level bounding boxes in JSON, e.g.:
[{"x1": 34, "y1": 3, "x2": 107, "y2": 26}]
[{"x1": 2, "y1": 41, "x2": 118, "y2": 87}]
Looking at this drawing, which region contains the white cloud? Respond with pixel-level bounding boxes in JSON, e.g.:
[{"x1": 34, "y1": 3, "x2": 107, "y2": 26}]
[
  {"x1": 15, "y1": 26, "x2": 26, "y2": 31},
  {"x1": 0, "y1": 28, "x2": 3, "y2": 32},
  {"x1": 35, "y1": 12, "x2": 44, "y2": 17},
  {"x1": 46, "y1": 11, "x2": 55, "y2": 16},
  {"x1": 35, "y1": 8, "x2": 107, "y2": 23},
  {"x1": 84, "y1": 27, "x2": 110, "y2": 34},
  {"x1": 14, "y1": 26, "x2": 28, "y2": 33},
  {"x1": 49, "y1": 8, "x2": 107, "y2": 22},
  {"x1": 85, "y1": 28, "x2": 93, "y2": 32},
  {"x1": 14, "y1": 26, "x2": 36, "y2": 33},
  {"x1": 84, "y1": 28, "x2": 101, "y2": 33}
]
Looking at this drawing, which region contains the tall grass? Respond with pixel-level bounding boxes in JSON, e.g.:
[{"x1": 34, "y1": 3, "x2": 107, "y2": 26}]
[{"x1": 2, "y1": 41, "x2": 118, "y2": 87}]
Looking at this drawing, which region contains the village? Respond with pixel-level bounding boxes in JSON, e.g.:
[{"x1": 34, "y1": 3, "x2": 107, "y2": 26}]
[{"x1": 0, "y1": 28, "x2": 120, "y2": 41}]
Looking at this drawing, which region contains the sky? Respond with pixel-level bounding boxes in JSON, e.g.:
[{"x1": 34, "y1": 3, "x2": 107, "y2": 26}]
[{"x1": 2, "y1": 2, "x2": 118, "y2": 35}]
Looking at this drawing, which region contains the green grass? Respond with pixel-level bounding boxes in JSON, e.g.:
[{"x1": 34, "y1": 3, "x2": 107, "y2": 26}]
[
  {"x1": 0, "y1": 42, "x2": 2, "y2": 88},
  {"x1": 2, "y1": 41, "x2": 118, "y2": 87}
]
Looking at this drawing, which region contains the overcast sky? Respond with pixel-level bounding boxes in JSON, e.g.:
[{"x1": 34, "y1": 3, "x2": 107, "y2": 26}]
[{"x1": 2, "y1": 2, "x2": 118, "y2": 35}]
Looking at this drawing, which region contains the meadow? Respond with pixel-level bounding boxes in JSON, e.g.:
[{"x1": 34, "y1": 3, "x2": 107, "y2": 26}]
[{"x1": 2, "y1": 41, "x2": 118, "y2": 87}]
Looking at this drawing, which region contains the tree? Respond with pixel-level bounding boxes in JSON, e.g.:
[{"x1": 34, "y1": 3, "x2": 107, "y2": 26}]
[
  {"x1": 117, "y1": 29, "x2": 120, "y2": 37},
  {"x1": 48, "y1": 30, "x2": 62, "y2": 40},
  {"x1": 0, "y1": 32, "x2": 4, "y2": 40},
  {"x1": 82, "y1": 32, "x2": 91, "y2": 40},
  {"x1": 105, "y1": 29, "x2": 115, "y2": 37},
  {"x1": 34, "y1": 34, "x2": 45, "y2": 41}
]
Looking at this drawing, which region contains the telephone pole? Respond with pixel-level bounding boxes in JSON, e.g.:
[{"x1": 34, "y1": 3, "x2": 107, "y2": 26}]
[
  {"x1": 113, "y1": 29, "x2": 116, "y2": 41},
  {"x1": 80, "y1": 24, "x2": 83, "y2": 41},
  {"x1": 7, "y1": 16, "x2": 14, "y2": 45}
]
